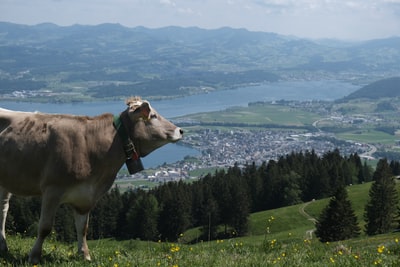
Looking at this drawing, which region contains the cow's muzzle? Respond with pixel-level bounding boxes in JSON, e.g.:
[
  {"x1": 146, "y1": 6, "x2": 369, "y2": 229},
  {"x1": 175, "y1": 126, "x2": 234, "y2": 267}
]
[{"x1": 171, "y1": 127, "x2": 183, "y2": 142}]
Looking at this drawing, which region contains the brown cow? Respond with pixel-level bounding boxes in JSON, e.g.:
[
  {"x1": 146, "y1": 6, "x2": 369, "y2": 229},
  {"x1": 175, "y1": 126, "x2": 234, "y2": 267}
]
[{"x1": 0, "y1": 97, "x2": 183, "y2": 263}]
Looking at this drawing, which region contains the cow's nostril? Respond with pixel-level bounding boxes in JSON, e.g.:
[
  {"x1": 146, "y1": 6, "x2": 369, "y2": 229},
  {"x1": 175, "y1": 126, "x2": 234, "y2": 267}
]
[{"x1": 179, "y1": 129, "x2": 184, "y2": 135}]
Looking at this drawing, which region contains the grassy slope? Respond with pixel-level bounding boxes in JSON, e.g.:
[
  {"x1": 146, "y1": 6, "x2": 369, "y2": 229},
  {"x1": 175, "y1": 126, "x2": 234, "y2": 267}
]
[{"x1": 3, "y1": 182, "x2": 400, "y2": 266}]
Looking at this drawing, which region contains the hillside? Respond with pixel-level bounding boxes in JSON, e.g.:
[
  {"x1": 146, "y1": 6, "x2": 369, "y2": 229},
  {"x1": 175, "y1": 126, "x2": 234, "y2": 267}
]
[
  {"x1": 340, "y1": 77, "x2": 400, "y2": 101},
  {"x1": 3, "y1": 182, "x2": 400, "y2": 266},
  {"x1": 1, "y1": 22, "x2": 400, "y2": 102}
]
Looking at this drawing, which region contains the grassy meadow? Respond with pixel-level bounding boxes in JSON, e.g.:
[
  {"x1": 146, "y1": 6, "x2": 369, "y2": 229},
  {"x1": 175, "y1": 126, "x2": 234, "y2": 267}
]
[
  {"x1": 2, "y1": 182, "x2": 400, "y2": 266},
  {"x1": 180, "y1": 104, "x2": 321, "y2": 126}
]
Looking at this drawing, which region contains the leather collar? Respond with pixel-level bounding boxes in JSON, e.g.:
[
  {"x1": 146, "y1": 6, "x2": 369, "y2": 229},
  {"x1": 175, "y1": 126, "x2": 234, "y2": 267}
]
[{"x1": 113, "y1": 115, "x2": 139, "y2": 160}]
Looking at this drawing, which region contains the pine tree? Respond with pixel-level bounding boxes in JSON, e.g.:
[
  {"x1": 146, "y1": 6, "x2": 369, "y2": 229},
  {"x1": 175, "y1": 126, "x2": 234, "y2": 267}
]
[
  {"x1": 361, "y1": 160, "x2": 373, "y2": 182},
  {"x1": 315, "y1": 185, "x2": 360, "y2": 242},
  {"x1": 228, "y1": 174, "x2": 250, "y2": 236},
  {"x1": 54, "y1": 204, "x2": 75, "y2": 242},
  {"x1": 364, "y1": 159, "x2": 399, "y2": 235},
  {"x1": 190, "y1": 175, "x2": 220, "y2": 240},
  {"x1": 127, "y1": 193, "x2": 159, "y2": 240},
  {"x1": 243, "y1": 162, "x2": 263, "y2": 212},
  {"x1": 390, "y1": 160, "x2": 400, "y2": 175},
  {"x1": 156, "y1": 181, "x2": 192, "y2": 241}
]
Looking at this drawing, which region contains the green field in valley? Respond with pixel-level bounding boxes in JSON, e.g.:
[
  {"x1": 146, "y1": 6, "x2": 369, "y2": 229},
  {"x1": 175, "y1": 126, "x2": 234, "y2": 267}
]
[{"x1": 183, "y1": 104, "x2": 321, "y2": 126}]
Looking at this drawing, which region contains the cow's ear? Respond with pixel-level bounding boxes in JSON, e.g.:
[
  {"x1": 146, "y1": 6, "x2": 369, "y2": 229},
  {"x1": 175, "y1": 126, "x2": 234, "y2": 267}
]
[{"x1": 139, "y1": 102, "x2": 151, "y2": 119}]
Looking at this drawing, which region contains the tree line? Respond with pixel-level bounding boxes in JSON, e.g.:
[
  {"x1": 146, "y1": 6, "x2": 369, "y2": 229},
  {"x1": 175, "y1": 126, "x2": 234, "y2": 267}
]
[
  {"x1": 315, "y1": 158, "x2": 400, "y2": 242},
  {"x1": 5, "y1": 149, "x2": 399, "y2": 244}
]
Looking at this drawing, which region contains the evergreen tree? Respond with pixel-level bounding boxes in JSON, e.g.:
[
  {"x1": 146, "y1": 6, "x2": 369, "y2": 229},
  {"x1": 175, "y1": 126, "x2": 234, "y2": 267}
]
[
  {"x1": 116, "y1": 189, "x2": 139, "y2": 240},
  {"x1": 127, "y1": 193, "x2": 159, "y2": 240},
  {"x1": 228, "y1": 172, "x2": 250, "y2": 236},
  {"x1": 212, "y1": 169, "x2": 234, "y2": 234},
  {"x1": 302, "y1": 157, "x2": 330, "y2": 200},
  {"x1": 54, "y1": 204, "x2": 75, "y2": 242},
  {"x1": 156, "y1": 181, "x2": 192, "y2": 241},
  {"x1": 89, "y1": 187, "x2": 122, "y2": 239},
  {"x1": 349, "y1": 153, "x2": 363, "y2": 183},
  {"x1": 341, "y1": 160, "x2": 353, "y2": 185},
  {"x1": 281, "y1": 171, "x2": 302, "y2": 206},
  {"x1": 190, "y1": 177, "x2": 220, "y2": 240},
  {"x1": 390, "y1": 160, "x2": 400, "y2": 175},
  {"x1": 262, "y1": 160, "x2": 281, "y2": 209},
  {"x1": 8, "y1": 196, "x2": 41, "y2": 236},
  {"x1": 243, "y1": 162, "x2": 263, "y2": 212},
  {"x1": 361, "y1": 160, "x2": 373, "y2": 183},
  {"x1": 364, "y1": 159, "x2": 399, "y2": 235},
  {"x1": 324, "y1": 149, "x2": 345, "y2": 193},
  {"x1": 315, "y1": 185, "x2": 360, "y2": 242}
]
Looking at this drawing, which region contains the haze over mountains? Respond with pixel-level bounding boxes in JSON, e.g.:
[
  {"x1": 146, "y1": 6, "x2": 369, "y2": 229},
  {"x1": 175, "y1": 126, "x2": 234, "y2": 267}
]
[{"x1": 0, "y1": 22, "x2": 399, "y2": 101}]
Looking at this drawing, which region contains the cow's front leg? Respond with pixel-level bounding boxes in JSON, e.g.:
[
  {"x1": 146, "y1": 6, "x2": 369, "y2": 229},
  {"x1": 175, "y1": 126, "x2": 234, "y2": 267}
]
[
  {"x1": 73, "y1": 209, "x2": 91, "y2": 261},
  {"x1": 29, "y1": 188, "x2": 61, "y2": 264},
  {"x1": 0, "y1": 188, "x2": 12, "y2": 253}
]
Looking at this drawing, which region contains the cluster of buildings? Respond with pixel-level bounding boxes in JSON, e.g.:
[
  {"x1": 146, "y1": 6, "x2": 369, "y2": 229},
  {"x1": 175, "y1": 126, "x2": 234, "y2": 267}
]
[
  {"x1": 119, "y1": 127, "x2": 371, "y2": 187},
  {"x1": 179, "y1": 128, "x2": 369, "y2": 170}
]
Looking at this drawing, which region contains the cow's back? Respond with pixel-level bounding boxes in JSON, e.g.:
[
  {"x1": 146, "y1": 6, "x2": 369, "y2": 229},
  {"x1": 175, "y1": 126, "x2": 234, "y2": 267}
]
[{"x1": 0, "y1": 109, "x2": 118, "y2": 196}]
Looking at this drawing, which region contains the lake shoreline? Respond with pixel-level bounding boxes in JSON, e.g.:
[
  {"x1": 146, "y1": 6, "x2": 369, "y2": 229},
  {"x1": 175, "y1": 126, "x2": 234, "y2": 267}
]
[{"x1": 0, "y1": 80, "x2": 359, "y2": 168}]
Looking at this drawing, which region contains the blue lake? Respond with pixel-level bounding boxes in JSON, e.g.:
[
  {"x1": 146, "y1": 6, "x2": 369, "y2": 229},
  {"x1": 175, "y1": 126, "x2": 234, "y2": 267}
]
[{"x1": 0, "y1": 80, "x2": 360, "y2": 167}]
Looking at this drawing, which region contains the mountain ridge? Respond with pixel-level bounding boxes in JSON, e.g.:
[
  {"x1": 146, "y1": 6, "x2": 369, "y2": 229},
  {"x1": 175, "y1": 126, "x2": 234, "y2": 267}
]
[
  {"x1": 1, "y1": 22, "x2": 399, "y2": 101},
  {"x1": 340, "y1": 77, "x2": 400, "y2": 101}
]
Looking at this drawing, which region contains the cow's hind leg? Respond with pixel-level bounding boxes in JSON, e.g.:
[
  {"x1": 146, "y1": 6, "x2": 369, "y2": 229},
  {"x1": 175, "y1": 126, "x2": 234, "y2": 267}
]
[
  {"x1": 0, "y1": 188, "x2": 12, "y2": 253},
  {"x1": 29, "y1": 188, "x2": 61, "y2": 264},
  {"x1": 73, "y1": 209, "x2": 91, "y2": 261}
]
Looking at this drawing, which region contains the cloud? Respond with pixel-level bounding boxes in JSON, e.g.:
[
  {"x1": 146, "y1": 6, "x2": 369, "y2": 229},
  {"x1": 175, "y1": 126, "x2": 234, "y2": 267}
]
[
  {"x1": 177, "y1": 7, "x2": 194, "y2": 14},
  {"x1": 160, "y1": 0, "x2": 176, "y2": 7}
]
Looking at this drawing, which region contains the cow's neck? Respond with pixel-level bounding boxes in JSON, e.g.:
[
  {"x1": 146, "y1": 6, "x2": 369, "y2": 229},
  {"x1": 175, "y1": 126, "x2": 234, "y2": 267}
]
[{"x1": 113, "y1": 112, "x2": 144, "y2": 174}]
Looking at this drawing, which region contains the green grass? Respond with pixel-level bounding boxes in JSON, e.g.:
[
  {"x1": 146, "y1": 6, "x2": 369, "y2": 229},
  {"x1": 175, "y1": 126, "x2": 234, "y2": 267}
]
[
  {"x1": 2, "y1": 182, "x2": 400, "y2": 266},
  {"x1": 3, "y1": 231, "x2": 399, "y2": 266},
  {"x1": 181, "y1": 104, "x2": 321, "y2": 126},
  {"x1": 336, "y1": 129, "x2": 399, "y2": 145}
]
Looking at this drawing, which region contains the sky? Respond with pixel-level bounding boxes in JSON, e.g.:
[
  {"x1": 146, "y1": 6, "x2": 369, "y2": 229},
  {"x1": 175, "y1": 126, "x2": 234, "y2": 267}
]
[{"x1": 1, "y1": 0, "x2": 400, "y2": 40}]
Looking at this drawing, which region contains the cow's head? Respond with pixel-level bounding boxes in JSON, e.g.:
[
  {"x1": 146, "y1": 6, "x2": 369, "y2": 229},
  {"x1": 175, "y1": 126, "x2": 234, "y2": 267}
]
[{"x1": 124, "y1": 97, "x2": 183, "y2": 157}]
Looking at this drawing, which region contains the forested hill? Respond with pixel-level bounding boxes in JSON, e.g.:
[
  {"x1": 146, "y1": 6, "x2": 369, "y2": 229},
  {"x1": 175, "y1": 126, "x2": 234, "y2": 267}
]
[
  {"x1": 340, "y1": 77, "x2": 400, "y2": 101},
  {"x1": 1, "y1": 22, "x2": 400, "y2": 101}
]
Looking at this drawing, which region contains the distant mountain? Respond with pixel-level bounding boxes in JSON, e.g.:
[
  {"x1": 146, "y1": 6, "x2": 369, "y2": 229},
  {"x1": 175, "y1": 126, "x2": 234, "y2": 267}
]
[
  {"x1": 340, "y1": 77, "x2": 400, "y2": 101},
  {"x1": 0, "y1": 22, "x2": 400, "y2": 100}
]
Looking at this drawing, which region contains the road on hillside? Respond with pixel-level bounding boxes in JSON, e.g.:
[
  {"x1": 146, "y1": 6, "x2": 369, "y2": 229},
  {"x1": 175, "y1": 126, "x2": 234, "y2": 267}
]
[
  {"x1": 299, "y1": 201, "x2": 318, "y2": 239},
  {"x1": 312, "y1": 118, "x2": 377, "y2": 160}
]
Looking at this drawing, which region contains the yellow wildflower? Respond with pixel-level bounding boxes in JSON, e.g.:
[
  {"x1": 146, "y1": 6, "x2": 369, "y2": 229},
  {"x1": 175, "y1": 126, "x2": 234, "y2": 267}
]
[
  {"x1": 170, "y1": 245, "x2": 180, "y2": 253},
  {"x1": 377, "y1": 245, "x2": 385, "y2": 254}
]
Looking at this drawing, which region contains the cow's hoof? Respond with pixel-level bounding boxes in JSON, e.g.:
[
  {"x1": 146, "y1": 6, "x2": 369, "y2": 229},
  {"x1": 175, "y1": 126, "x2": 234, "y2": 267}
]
[
  {"x1": 0, "y1": 241, "x2": 8, "y2": 253},
  {"x1": 84, "y1": 254, "x2": 91, "y2": 261},
  {"x1": 28, "y1": 252, "x2": 41, "y2": 265}
]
